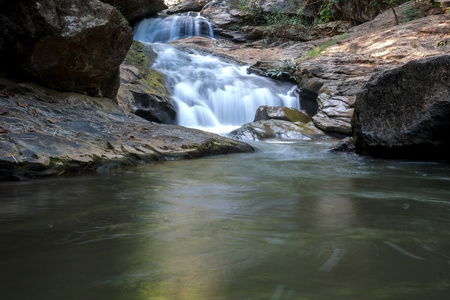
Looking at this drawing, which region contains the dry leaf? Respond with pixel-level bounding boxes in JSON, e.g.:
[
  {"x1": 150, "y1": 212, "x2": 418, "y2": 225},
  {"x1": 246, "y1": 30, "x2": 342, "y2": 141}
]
[
  {"x1": 45, "y1": 118, "x2": 58, "y2": 124},
  {"x1": 27, "y1": 107, "x2": 41, "y2": 117},
  {"x1": 28, "y1": 129, "x2": 43, "y2": 133},
  {"x1": 0, "y1": 89, "x2": 14, "y2": 98},
  {"x1": 16, "y1": 101, "x2": 29, "y2": 109}
]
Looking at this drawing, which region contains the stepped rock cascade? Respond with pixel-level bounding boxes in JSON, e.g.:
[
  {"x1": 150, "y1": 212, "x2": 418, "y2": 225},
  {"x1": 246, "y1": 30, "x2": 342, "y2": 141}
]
[
  {"x1": 133, "y1": 14, "x2": 214, "y2": 43},
  {"x1": 133, "y1": 15, "x2": 300, "y2": 133}
]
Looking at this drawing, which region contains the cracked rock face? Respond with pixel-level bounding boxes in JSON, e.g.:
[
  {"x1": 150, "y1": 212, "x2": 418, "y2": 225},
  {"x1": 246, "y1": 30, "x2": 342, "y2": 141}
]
[{"x1": 0, "y1": 0, "x2": 133, "y2": 99}]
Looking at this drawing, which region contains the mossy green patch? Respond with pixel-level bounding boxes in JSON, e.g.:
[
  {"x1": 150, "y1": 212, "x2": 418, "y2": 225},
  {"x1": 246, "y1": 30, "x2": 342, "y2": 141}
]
[{"x1": 124, "y1": 40, "x2": 172, "y2": 103}]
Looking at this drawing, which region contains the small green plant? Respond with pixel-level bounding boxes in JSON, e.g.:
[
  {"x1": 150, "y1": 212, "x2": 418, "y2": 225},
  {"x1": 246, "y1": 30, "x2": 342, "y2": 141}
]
[
  {"x1": 437, "y1": 39, "x2": 449, "y2": 47},
  {"x1": 267, "y1": 59, "x2": 300, "y2": 82},
  {"x1": 302, "y1": 33, "x2": 350, "y2": 60},
  {"x1": 319, "y1": 0, "x2": 338, "y2": 23}
]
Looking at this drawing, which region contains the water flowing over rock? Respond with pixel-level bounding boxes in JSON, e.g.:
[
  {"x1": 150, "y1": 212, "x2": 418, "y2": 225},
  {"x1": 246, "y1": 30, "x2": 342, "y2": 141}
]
[
  {"x1": 133, "y1": 14, "x2": 214, "y2": 43},
  {"x1": 0, "y1": 0, "x2": 133, "y2": 99},
  {"x1": 100, "y1": 0, "x2": 167, "y2": 23},
  {"x1": 352, "y1": 55, "x2": 450, "y2": 160},
  {"x1": 133, "y1": 16, "x2": 302, "y2": 134},
  {"x1": 149, "y1": 44, "x2": 300, "y2": 133}
]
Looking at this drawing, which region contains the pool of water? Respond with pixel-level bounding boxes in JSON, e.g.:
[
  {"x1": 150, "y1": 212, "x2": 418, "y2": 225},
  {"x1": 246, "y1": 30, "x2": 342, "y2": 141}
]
[{"x1": 1, "y1": 140, "x2": 450, "y2": 300}]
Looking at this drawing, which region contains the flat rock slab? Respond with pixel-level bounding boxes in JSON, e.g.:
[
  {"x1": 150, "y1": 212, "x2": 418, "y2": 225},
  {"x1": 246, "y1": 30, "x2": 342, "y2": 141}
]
[{"x1": 0, "y1": 79, "x2": 253, "y2": 180}]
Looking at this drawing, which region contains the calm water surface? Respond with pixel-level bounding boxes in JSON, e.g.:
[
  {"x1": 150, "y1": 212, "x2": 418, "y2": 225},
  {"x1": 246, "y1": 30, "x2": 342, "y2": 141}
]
[{"x1": 1, "y1": 140, "x2": 450, "y2": 300}]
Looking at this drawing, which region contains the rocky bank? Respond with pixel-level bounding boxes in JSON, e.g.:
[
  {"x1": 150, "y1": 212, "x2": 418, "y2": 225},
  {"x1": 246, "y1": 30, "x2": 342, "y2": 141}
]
[{"x1": 0, "y1": 0, "x2": 253, "y2": 180}]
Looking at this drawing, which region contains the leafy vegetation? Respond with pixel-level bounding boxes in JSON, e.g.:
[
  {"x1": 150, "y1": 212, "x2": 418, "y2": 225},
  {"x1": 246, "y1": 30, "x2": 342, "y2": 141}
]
[
  {"x1": 267, "y1": 59, "x2": 300, "y2": 82},
  {"x1": 437, "y1": 39, "x2": 449, "y2": 47}
]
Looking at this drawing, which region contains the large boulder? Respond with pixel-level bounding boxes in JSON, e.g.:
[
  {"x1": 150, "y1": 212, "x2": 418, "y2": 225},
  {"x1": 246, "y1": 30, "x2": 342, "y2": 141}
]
[
  {"x1": 0, "y1": 0, "x2": 133, "y2": 99},
  {"x1": 100, "y1": 0, "x2": 167, "y2": 23},
  {"x1": 352, "y1": 55, "x2": 450, "y2": 160}
]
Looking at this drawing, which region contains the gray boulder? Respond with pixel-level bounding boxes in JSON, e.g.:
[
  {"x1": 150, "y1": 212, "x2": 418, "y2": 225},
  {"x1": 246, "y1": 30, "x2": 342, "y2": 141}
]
[
  {"x1": 352, "y1": 55, "x2": 450, "y2": 160},
  {"x1": 0, "y1": 0, "x2": 133, "y2": 99}
]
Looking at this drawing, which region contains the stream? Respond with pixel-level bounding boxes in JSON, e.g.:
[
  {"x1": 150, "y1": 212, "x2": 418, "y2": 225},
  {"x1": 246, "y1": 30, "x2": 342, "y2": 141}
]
[
  {"x1": 1, "y1": 140, "x2": 450, "y2": 299},
  {"x1": 1, "y1": 15, "x2": 450, "y2": 300}
]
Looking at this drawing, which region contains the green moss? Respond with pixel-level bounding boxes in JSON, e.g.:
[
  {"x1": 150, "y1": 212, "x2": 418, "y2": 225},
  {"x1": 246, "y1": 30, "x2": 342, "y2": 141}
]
[
  {"x1": 125, "y1": 41, "x2": 158, "y2": 68},
  {"x1": 124, "y1": 41, "x2": 172, "y2": 101},
  {"x1": 141, "y1": 69, "x2": 171, "y2": 99},
  {"x1": 125, "y1": 44, "x2": 149, "y2": 67}
]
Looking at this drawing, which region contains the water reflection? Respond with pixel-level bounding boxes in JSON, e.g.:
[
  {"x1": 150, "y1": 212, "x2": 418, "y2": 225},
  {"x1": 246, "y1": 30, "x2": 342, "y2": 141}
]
[{"x1": 1, "y1": 141, "x2": 450, "y2": 299}]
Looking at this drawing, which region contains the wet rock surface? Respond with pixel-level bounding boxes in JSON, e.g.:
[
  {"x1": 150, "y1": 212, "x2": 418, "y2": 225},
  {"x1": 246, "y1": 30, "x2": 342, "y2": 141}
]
[
  {"x1": 0, "y1": 79, "x2": 253, "y2": 180},
  {"x1": 352, "y1": 55, "x2": 450, "y2": 160},
  {"x1": 229, "y1": 119, "x2": 328, "y2": 141}
]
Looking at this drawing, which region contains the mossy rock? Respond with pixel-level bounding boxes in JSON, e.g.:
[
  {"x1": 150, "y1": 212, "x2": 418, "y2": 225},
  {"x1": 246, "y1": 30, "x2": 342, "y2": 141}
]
[
  {"x1": 125, "y1": 41, "x2": 158, "y2": 68},
  {"x1": 254, "y1": 105, "x2": 312, "y2": 124}
]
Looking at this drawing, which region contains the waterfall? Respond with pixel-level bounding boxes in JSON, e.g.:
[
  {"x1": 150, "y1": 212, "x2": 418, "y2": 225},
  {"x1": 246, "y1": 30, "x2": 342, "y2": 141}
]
[
  {"x1": 133, "y1": 14, "x2": 214, "y2": 43},
  {"x1": 133, "y1": 15, "x2": 300, "y2": 134},
  {"x1": 150, "y1": 45, "x2": 300, "y2": 133}
]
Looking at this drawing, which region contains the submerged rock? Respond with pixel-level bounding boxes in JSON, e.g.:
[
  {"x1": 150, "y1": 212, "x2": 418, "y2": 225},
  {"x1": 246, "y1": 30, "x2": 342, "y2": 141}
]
[
  {"x1": 229, "y1": 119, "x2": 327, "y2": 141},
  {"x1": 0, "y1": 79, "x2": 253, "y2": 180},
  {"x1": 352, "y1": 55, "x2": 450, "y2": 160},
  {"x1": 0, "y1": 0, "x2": 133, "y2": 99}
]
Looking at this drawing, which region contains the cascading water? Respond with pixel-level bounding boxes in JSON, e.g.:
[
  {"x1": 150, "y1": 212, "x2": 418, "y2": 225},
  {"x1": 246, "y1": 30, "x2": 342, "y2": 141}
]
[
  {"x1": 149, "y1": 45, "x2": 300, "y2": 133},
  {"x1": 133, "y1": 15, "x2": 300, "y2": 134},
  {"x1": 133, "y1": 13, "x2": 214, "y2": 43}
]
